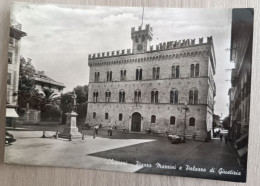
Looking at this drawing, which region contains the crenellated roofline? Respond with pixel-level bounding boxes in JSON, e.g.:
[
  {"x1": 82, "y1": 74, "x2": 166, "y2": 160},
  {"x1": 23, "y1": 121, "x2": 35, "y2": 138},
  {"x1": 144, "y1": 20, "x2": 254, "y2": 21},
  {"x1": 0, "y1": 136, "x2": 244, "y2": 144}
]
[{"x1": 88, "y1": 36, "x2": 214, "y2": 60}]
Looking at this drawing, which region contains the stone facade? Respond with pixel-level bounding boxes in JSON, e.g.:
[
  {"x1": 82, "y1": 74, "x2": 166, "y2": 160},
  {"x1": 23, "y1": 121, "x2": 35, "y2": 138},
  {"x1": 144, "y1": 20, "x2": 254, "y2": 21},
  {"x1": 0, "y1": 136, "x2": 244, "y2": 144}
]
[
  {"x1": 7, "y1": 20, "x2": 26, "y2": 106},
  {"x1": 229, "y1": 9, "x2": 253, "y2": 140},
  {"x1": 86, "y1": 24, "x2": 216, "y2": 141}
]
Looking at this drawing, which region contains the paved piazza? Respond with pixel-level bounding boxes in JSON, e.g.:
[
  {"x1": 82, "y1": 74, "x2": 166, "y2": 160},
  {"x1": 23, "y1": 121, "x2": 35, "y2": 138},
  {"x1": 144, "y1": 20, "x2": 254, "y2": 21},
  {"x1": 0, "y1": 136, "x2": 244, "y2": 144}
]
[{"x1": 5, "y1": 126, "x2": 245, "y2": 182}]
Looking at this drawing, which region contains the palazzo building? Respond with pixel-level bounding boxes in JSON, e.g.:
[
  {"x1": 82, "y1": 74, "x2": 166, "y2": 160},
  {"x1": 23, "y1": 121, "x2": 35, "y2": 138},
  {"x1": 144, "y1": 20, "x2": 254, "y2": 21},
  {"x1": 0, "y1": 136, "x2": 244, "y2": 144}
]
[
  {"x1": 229, "y1": 9, "x2": 253, "y2": 139},
  {"x1": 6, "y1": 20, "x2": 26, "y2": 119},
  {"x1": 86, "y1": 24, "x2": 216, "y2": 141}
]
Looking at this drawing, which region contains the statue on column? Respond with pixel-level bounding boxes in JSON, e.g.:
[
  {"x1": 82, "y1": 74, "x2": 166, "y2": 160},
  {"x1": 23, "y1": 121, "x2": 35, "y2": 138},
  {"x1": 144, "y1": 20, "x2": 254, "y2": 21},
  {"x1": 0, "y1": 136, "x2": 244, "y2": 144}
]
[{"x1": 71, "y1": 91, "x2": 77, "y2": 112}]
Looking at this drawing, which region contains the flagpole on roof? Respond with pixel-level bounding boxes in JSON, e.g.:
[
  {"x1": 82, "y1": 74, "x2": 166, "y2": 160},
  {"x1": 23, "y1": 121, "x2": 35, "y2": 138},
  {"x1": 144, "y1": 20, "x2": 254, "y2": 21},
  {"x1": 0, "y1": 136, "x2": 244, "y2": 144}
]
[{"x1": 141, "y1": 7, "x2": 144, "y2": 27}]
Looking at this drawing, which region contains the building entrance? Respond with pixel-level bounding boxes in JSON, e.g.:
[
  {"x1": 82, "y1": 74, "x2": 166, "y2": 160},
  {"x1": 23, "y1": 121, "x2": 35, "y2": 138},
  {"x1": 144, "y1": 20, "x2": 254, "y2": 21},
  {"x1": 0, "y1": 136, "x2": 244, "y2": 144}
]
[{"x1": 131, "y1": 112, "x2": 141, "y2": 132}]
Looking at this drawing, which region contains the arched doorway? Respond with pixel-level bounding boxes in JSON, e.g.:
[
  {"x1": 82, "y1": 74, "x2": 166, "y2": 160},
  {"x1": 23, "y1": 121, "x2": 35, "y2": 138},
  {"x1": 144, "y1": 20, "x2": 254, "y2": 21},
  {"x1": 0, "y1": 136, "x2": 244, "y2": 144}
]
[{"x1": 131, "y1": 112, "x2": 141, "y2": 132}]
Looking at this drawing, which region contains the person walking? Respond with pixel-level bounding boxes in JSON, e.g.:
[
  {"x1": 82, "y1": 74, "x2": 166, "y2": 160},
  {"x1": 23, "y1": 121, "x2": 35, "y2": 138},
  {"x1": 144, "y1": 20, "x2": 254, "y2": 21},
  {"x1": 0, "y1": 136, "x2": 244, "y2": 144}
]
[
  {"x1": 108, "y1": 125, "x2": 113, "y2": 136},
  {"x1": 95, "y1": 124, "x2": 99, "y2": 135},
  {"x1": 220, "y1": 133, "x2": 223, "y2": 141},
  {"x1": 93, "y1": 125, "x2": 99, "y2": 139},
  {"x1": 123, "y1": 126, "x2": 126, "y2": 133},
  {"x1": 224, "y1": 135, "x2": 228, "y2": 144}
]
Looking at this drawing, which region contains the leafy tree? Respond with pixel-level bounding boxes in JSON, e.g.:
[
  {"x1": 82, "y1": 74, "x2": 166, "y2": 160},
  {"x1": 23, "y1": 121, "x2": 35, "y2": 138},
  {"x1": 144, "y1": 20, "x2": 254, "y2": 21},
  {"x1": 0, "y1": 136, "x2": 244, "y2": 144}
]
[
  {"x1": 60, "y1": 85, "x2": 88, "y2": 124},
  {"x1": 14, "y1": 57, "x2": 40, "y2": 114},
  {"x1": 40, "y1": 88, "x2": 61, "y2": 121},
  {"x1": 222, "y1": 116, "x2": 230, "y2": 129}
]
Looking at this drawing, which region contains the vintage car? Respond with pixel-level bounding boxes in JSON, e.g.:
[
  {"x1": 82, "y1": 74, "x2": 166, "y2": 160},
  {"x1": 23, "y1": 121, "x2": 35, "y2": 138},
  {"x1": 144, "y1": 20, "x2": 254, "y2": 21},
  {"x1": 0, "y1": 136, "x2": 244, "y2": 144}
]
[
  {"x1": 167, "y1": 134, "x2": 183, "y2": 144},
  {"x1": 5, "y1": 131, "x2": 16, "y2": 145}
]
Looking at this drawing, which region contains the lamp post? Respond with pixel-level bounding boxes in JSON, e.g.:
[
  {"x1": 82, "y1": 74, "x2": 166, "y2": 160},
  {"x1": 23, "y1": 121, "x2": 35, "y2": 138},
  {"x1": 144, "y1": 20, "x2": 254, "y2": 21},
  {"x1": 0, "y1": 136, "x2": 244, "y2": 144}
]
[{"x1": 182, "y1": 102, "x2": 189, "y2": 143}]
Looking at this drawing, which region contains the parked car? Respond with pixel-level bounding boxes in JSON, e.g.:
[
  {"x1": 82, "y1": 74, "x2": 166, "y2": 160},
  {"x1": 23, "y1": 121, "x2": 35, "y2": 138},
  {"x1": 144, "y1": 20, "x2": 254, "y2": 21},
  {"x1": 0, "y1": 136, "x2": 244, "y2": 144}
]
[
  {"x1": 5, "y1": 131, "x2": 16, "y2": 144},
  {"x1": 168, "y1": 134, "x2": 182, "y2": 144}
]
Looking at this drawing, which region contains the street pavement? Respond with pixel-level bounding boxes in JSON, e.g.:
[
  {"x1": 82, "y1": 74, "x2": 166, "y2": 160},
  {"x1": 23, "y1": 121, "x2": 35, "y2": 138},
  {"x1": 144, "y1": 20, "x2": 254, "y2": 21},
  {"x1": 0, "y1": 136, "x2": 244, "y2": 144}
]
[{"x1": 5, "y1": 125, "x2": 246, "y2": 182}]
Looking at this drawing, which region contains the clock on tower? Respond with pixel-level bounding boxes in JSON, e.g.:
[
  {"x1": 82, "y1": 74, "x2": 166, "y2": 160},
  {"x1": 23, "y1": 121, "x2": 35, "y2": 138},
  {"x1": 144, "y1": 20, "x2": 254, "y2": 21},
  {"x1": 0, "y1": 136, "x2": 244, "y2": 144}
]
[{"x1": 131, "y1": 24, "x2": 153, "y2": 54}]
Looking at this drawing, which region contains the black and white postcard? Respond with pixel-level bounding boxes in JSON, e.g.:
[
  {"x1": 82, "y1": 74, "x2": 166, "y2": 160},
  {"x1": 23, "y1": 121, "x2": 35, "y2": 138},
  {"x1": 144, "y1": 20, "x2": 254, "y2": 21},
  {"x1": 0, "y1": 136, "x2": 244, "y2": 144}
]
[{"x1": 5, "y1": 2, "x2": 253, "y2": 182}]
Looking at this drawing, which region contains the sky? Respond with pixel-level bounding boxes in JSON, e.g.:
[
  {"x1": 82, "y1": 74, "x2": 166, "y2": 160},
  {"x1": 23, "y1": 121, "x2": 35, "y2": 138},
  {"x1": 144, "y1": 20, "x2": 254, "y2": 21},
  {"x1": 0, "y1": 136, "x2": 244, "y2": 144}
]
[{"x1": 11, "y1": 3, "x2": 234, "y2": 119}]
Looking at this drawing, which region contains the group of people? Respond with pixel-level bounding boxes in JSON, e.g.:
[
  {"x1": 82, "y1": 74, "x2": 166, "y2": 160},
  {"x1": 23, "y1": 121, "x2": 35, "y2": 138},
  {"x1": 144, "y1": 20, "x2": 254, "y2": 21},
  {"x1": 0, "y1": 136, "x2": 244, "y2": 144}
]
[
  {"x1": 92, "y1": 123, "x2": 127, "y2": 138},
  {"x1": 219, "y1": 133, "x2": 230, "y2": 144}
]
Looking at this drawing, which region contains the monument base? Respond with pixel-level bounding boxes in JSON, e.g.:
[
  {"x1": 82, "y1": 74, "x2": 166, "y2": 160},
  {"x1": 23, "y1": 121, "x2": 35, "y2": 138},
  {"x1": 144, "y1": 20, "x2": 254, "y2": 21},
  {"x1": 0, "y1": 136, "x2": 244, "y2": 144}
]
[{"x1": 60, "y1": 112, "x2": 82, "y2": 139}]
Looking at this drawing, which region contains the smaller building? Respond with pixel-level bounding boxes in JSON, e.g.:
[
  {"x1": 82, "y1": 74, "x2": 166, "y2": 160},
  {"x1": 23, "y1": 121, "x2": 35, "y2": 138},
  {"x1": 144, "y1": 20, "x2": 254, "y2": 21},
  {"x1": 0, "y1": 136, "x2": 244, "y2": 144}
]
[
  {"x1": 34, "y1": 70, "x2": 65, "y2": 97},
  {"x1": 6, "y1": 20, "x2": 26, "y2": 126}
]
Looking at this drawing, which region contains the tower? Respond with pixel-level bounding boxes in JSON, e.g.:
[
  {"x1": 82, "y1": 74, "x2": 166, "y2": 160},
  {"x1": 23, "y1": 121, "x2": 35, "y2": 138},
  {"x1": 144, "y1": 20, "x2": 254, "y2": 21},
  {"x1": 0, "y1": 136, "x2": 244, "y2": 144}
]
[{"x1": 131, "y1": 24, "x2": 153, "y2": 54}]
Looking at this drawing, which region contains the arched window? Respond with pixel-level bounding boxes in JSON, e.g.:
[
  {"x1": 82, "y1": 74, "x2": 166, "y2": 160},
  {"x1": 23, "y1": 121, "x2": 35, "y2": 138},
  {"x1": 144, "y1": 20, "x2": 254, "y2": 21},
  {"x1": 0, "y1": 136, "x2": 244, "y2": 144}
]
[
  {"x1": 109, "y1": 71, "x2": 112, "y2": 81},
  {"x1": 151, "y1": 90, "x2": 159, "y2": 103},
  {"x1": 136, "y1": 69, "x2": 139, "y2": 80},
  {"x1": 156, "y1": 67, "x2": 160, "y2": 79},
  {"x1": 151, "y1": 115, "x2": 156, "y2": 123},
  {"x1": 152, "y1": 67, "x2": 156, "y2": 79},
  {"x1": 105, "y1": 91, "x2": 111, "y2": 102},
  {"x1": 119, "y1": 113, "x2": 123, "y2": 121},
  {"x1": 136, "y1": 68, "x2": 142, "y2": 80},
  {"x1": 120, "y1": 70, "x2": 127, "y2": 81},
  {"x1": 93, "y1": 112, "x2": 96, "y2": 119},
  {"x1": 107, "y1": 71, "x2": 112, "y2": 82},
  {"x1": 172, "y1": 65, "x2": 180, "y2": 78},
  {"x1": 190, "y1": 64, "x2": 194, "y2": 77},
  {"x1": 172, "y1": 66, "x2": 175, "y2": 78},
  {"x1": 194, "y1": 90, "x2": 198, "y2": 104},
  {"x1": 120, "y1": 70, "x2": 123, "y2": 81},
  {"x1": 155, "y1": 91, "x2": 159, "y2": 103},
  {"x1": 195, "y1": 64, "x2": 199, "y2": 77},
  {"x1": 134, "y1": 90, "x2": 141, "y2": 103},
  {"x1": 189, "y1": 90, "x2": 193, "y2": 104},
  {"x1": 189, "y1": 117, "x2": 195, "y2": 126},
  {"x1": 151, "y1": 91, "x2": 154, "y2": 103},
  {"x1": 105, "y1": 113, "x2": 109, "y2": 120},
  {"x1": 93, "y1": 91, "x2": 98, "y2": 102},
  {"x1": 170, "y1": 90, "x2": 178, "y2": 104},
  {"x1": 189, "y1": 89, "x2": 198, "y2": 104},
  {"x1": 170, "y1": 116, "x2": 176, "y2": 125},
  {"x1": 176, "y1": 65, "x2": 180, "y2": 78},
  {"x1": 107, "y1": 71, "x2": 109, "y2": 81},
  {"x1": 119, "y1": 90, "x2": 125, "y2": 103},
  {"x1": 94, "y1": 72, "x2": 100, "y2": 82}
]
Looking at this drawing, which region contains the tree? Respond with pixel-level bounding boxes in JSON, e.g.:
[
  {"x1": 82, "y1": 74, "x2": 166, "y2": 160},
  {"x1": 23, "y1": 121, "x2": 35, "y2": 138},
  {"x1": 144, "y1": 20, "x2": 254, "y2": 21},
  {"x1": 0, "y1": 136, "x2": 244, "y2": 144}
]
[
  {"x1": 222, "y1": 116, "x2": 230, "y2": 129},
  {"x1": 59, "y1": 85, "x2": 88, "y2": 124},
  {"x1": 14, "y1": 57, "x2": 41, "y2": 114},
  {"x1": 40, "y1": 88, "x2": 61, "y2": 121}
]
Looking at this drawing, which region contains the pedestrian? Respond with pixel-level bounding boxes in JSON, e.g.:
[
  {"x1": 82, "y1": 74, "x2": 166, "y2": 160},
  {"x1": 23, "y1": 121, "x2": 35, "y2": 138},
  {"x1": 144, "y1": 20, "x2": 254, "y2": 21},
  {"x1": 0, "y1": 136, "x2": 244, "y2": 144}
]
[
  {"x1": 94, "y1": 124, "x2": 99, "y2": 135},
  {"x1": 99, "y1": 123, "x2": 102, "y2": 129},
  {"x1": 108, "y1": 125, "x2": 113, "y2": 136},
  {"x1": 220, "y1": 133, "x2": 223, "y2": 141},
  {"x1": 123, "y1": 126, "x2": 126, "y2": 133},
  {"x1": 224, "y1": 136, "x2": 228, "y2": 144},
  {"x1": 93, "y1": 126, "x2": 96, "y2": 139}
]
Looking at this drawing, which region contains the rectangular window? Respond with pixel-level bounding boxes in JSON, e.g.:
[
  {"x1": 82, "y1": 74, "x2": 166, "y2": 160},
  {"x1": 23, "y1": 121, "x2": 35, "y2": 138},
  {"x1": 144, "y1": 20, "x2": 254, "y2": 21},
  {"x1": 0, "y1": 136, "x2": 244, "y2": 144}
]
[
  {"x1": 8, "y1": 52, "x2": 13, "y2": 64},
  {"x1": 119, "y1": 114, "x2": 123, "y2": 121},
  {"x1": 7, "y1": 73, "x2": 11, "y2": 84}
]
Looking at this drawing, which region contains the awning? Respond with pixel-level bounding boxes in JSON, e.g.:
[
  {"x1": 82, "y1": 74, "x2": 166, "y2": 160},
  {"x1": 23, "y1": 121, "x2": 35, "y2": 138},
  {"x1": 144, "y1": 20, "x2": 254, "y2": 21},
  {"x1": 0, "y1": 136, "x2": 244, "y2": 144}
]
[
  {"x1": 237, "y1": 145, "x2": 248, "y2": 157},
  {"x1": 6, "y1": 108, "x2": 19, "y2": 118},
  {"x1": 235, "y1": 133, "x2": 248, "y2": 143}
]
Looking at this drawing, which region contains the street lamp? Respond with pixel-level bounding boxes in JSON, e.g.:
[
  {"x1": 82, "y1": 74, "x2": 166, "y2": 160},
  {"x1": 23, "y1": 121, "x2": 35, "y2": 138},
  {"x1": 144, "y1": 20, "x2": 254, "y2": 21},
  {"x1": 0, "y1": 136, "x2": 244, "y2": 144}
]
[{"x1": 182, "y1": 102, "x2": 189, "y2": 143}]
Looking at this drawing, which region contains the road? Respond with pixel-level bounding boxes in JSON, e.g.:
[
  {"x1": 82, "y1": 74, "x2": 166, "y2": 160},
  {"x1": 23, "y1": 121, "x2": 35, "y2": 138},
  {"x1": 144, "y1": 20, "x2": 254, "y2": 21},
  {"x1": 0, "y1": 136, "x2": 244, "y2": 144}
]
[{"x1": 5, "y1": 125, "x2": 246, "y2": 182}]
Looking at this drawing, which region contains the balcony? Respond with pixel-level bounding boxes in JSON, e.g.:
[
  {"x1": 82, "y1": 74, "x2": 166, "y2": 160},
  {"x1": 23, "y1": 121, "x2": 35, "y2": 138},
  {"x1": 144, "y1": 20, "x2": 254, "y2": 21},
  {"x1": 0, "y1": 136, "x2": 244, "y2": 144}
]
[
  {"x1": 10, "y1": 19, "x2": 22, "y2": 30},
  {"x1": 231, "y1": 69, "x2": 238, "y2": 87}
]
